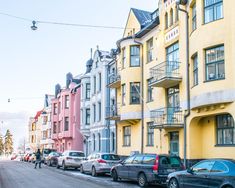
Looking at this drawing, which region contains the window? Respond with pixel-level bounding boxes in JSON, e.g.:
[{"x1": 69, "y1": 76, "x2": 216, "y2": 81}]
[
  {"x1": 93, "y1": 76, "x2": 96, "y2": 94},
  {"x1": 93, "y1": 134, "x2": 96, "y2": 151},
  {"x1": 192, "y1": 161, "x2": 215, "y2": 173},
  {"x1": 93, "y1": 104, "x2": 96, "y2": 122},
  {"x1": 122, "y1": 47, "x2": 126, "y2": 69},
  {"x1": 147, "y1": 38, "x2": 153, "y2": 63},
  {"x1": 43, "y1": 116, "x2": 47, "y2": 125},
  {"x1": 193, "y1": 54, "x2": 198, "y2": 86},
  {"x1": 204, "y1": 0, "x2": 223, "y2": 24},
  {"x1": 133, "y1": 155, "x2": 143, "y2": 164},
  {"x1": 98, "y1": 133, "x2": 101, "y2": 151},
  {"x1": 64, "y1": 117, "x2": 69, "y2": 131},
  {"x1": 58, "y1": 121, "x2": 61, "y2": 133},
  {"x1": 192, "y1": 3, "x2": 197, "y2": 31},
  {"x1": 130, "y1": 46, "x2": 140, "y2": 67},
  {"x1": 165, "y1": 12, "x2": 168, "y2": 29},
  {"x1": 85, "y1": 109, "x2": 90, "y2": 125},
  {"x1": 211, "y1": 161, "x2": 228, "y2": 173},
  {"x1": 53, "y1": 103, "x2": 58, "y2": 115},
  {"x1": 217, "y1": 114, "x2": 235, "y2": 145},
  {"x1": 147, "y1": 79, "x2": 153, "y2": 102},
  {"x1": 53, "y1": 122, "x2": 57, "y2": 133},
  {"x1": 147, "y1": 122, "x2": 154, "y2": 146},
  {"x1": 142, "y1": 155, "x2": 156, "y2": 164},
  {"x1": 175, "y1": 7, "x2": 179, "y2": 22},
  {"x1": 98, "y1": 102, "x2": 101, "y2": 122},
  {"x1": 111, "y1": 132, "x2": 115, "y2": 152},
  {"x1": 170, "y1": 9, "x2": 173, "y2": 26},
  {"x1": 130, "y1": 82, "x2": 140, "y2": 104},
  {"x1": 122, "y1": 84, "x2": 126, "y2": 106},
  {"x1": 123, "y1": 126, "x2": 131, "y2": 146},
  {"x1": 124, "y1": 155, "x2": 135, "y2": 164},
  {"x1": 98, "y1": 73, "x2": 101, "y2": 92},
  {"x1": 85, "y1": 83, "x2": 90, "y2": 99},
  {"x1": 206, "y1": 45, "x2": 224, "y2": 81},
  {"x1": 65, "y1": 95, "x2": 69, "y2": 108},
  {"x1": 166, "y1": 42, "x2": 179, "y2": 62}
]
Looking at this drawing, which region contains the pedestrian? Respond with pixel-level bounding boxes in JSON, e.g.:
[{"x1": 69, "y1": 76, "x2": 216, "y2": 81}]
[{"x1": 34, "y1": 149, "x2": 41, "y2": 169}]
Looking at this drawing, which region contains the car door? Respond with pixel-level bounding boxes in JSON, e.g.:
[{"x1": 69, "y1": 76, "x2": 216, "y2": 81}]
[
  {"x1": 128, "y1": 155, "x2": 143, "y2": 180},
  {"x1": 182, "y1": 160, "x2": 215, "y2": 188},
  {"x1": 208, "y1": 161, "x2": 229, "y2": 188},
  {"x1": 83, "y1": 154, "x2": 92, "y2": 171},
  {"x1": 118, "y1": 155, "x2": 135, "y2": 179},
  {"x1": 58, "y1": 152, "x2": 66, "y2": 166}
]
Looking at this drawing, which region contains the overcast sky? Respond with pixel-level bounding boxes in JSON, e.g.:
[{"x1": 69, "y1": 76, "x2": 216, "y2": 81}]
[{"x1": 0, "y1": 0, "x2": 157, "y2": 149}]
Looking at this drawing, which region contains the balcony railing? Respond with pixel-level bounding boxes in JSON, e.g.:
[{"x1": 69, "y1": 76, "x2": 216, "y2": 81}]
[
  {"x1": 149, "y1": 61, "x2": 182, "y2": 88},
  {"x1": 150, "y1": 107, "x2": 184, "y2": 129},
  {"x1": 106, "y1": 104, "x2": 120, "y2": 120},
  {"x1": 107, "y1": 72, "x2": 121, "y2": 88}
]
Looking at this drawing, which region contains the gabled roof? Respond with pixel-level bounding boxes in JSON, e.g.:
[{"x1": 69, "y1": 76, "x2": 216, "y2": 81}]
[{"x1": 131, "y1": 8, "x2": 152, "y2": 28}]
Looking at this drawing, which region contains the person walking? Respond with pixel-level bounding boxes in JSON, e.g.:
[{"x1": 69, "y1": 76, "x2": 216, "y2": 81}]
[{"x1": 34, "y1": 149, "x2": 41, "y2": 169}]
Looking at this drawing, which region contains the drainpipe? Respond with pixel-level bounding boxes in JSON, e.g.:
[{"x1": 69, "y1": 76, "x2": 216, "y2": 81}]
[
  {"x1": 133, "y1": 37, "x2": 144, "y2": 154},
  {"x1": 177, "y1": 3, "x2": 190, "y2": 167}
]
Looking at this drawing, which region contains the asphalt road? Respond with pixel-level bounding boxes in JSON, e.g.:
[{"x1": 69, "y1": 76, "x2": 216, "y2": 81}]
[{"x1": 0, "y1": 160, "x2": 146, "y2": 188}]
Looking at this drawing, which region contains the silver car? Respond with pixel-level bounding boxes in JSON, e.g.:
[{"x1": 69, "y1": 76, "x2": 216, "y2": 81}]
[
  {"x1": 57, "y1": 150, "x2": 85, "y2": 170},
  {"x1": 80, "y1": 153, "x2": 121, "y2": 176}
]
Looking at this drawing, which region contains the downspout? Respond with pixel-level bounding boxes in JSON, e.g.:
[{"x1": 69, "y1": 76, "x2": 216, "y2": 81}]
[
  {"x1": 178, "y1": 5, "x2": 190, "y2": 167},
  {"x1": 133, "y1": 37, "x2": 144, "y2": 154}
]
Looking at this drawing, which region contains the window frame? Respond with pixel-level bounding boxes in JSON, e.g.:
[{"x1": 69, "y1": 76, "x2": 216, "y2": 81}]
[
  {"x1": 147, "y1": 38, "x2": 153, "y2": 63},
  {"x1": 122, "y1": 47, "x2": 126, "y2": 69},
  {"x1": 205, "y1": 45, "x2": 225, "y2": 81},
  {"x1": 123, "y1": 126, "x2": 131, "y2": 146},
  {"x1": 85, "y1": 83, "x2": 90, "y2": 99},
  {"x1": 193, "y1": 54, "x2": 198, "y2": 86},
  {"x1": 204, "y1": 0, "x2": 223, "y2": 24},
  {"x1": 147, "y1": 79, "x2": 153, "y2": 102},
  {"x1": 85, "y1": 109, "x2": 90, "y2": 125},
  {"x1": 65, "y1": 95, "x2": 69, "y2": 109},
  {"x1": 192, "y1": 3, "x2": 197, "y2": 31},
  {"x1": 147, "y1": 122, "x2": 154, "y2": 146},
  {"x1": 122, "y1": 84, "x2": 126, "y2": 106},
  {"x1": 64, "y1": 117, "x2": 69, "y2": 131},
  {"x1": 130, "y1": 82, "x2": 140, "y2": 105},
  {"x1": 130, "y1": 45, "x2": 140, "y2": 67}
]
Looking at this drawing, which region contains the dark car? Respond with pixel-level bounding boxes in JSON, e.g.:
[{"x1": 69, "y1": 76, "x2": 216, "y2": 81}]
[
  {"x1": 111, "y1": 154, "x2": 184, "y2": 187},
  {"x1": 167, "y1": 159, "x2": 235, "y2": 188},
  {"x1": 42, "y1": 149, "x2": 57, "y2": 163},
  {"x1": 45, "y1": 152, "x2": 61, "y2": 166}
]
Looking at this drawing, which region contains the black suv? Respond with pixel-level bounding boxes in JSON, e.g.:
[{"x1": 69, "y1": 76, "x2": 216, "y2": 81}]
[{"x1": 111, "y1": 154, "x2": 184, "y2": 187}]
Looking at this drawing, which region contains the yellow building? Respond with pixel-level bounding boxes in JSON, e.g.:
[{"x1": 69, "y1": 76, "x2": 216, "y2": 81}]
[{"x1": 107, "y1": 0, "x2": 235, "y2": 166}]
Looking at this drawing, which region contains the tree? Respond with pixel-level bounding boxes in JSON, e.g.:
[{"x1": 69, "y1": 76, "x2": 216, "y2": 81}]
[
  {"x1": 0, "y1": 135, "x2": 4, "y2": 155},
  {"x1": 4, "y1": 129, "x2": 13, "y2": 156}
]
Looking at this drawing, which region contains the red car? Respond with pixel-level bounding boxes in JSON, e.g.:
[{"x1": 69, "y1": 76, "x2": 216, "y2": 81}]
[
  {"x1": 24, "y1": 153, "x2": 32, "y2": 162},
  {"x1": 10, "y1": 154, "x2": 17, "y2": 160}
]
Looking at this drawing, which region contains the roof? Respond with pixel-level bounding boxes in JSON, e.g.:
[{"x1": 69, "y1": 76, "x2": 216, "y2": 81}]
[{"x1": 131, "y1": 8, "x2": 152, "y2": 28}]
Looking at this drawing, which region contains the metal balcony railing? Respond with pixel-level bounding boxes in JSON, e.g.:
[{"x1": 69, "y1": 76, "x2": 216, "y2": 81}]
[
  {"x1": 108, "y1": 72, "x2": 121, "y2": 88},
  {"x1": 150, "y1": 107, "x2": 184, "y2": 128},
  {"x1": 106, "y1": 104, "x2": 120, "y2": 120},
  {"x1": 149, "y1": 61, "x2": 182, "y2": 88}
]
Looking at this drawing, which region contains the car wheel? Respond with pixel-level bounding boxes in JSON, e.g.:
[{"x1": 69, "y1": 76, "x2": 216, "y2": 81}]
[
  {"x1": 111, "y1": 170, "x2": 118, "y2": 182},
  {"x1": 91, "y1": 166, "x2": 97, "y2": 177},
  {"x1": 168, "y1": 178, "x2": 179, "y2": 188},
  {"x1": 138, "y1": 173, "x2": 148, "y2": 187},
  {"x1": 223, "y1": 186, "x2": 233, "y2": 188},
  {"x1": 62, "y1": 161, "x2": 67, "y2": 170},
  {"x1": 80, "y1": 165, "x2": 84, "y2": 174},
  {"x1": 56, "y1": 164, "x2": 60, "y2": 169}
]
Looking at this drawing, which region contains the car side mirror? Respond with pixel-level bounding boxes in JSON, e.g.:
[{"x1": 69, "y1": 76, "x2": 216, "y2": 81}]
[{"x1": 187, "y1": 168, "x2": 194, "y2": 174}]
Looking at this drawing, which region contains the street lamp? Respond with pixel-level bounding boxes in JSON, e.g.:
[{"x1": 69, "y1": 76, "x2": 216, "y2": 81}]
[{"x1": 176, "y1": 0, "x2": 190, "y2": 168}]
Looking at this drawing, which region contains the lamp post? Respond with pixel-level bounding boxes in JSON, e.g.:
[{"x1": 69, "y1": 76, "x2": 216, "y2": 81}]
[{"x1": 176, "y1": 0, "x2": 190, "y2": 167}]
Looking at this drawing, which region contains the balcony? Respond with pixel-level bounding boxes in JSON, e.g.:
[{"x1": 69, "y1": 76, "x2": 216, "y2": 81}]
[
  {"x1": 107, "y1": 72, "x2": 121, "y2": 88},
  {"x1": 149, "y1": 61, "x2": 182, "y2": 88},
  {"x1": 150, "y1": 107, "x2": 184, "y2": 129},
  {"x1": 106, "y1": 104, "x2": 120, "y2": 120}
]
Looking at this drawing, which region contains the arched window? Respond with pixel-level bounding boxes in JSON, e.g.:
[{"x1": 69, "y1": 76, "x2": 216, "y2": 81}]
[
  {"x1": 93, "y1": 134, "x2": 96, "y2": 151},
  {"x1": 98, "y1": 133, "x2": 101, "y2": 151},
  {"x1": 165, "y1": 13, "x2": 168, "y2": 29},
  {"x1": 170, "y1": 9, "x2": 174, "y2": 26},
  {"x1": 175, "y1": 7, "x2": 179, "y2": 22}
]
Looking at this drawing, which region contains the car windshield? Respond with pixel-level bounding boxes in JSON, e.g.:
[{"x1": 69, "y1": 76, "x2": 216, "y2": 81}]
[
  {"x1": 159, "y1": 156, "x2": 181, "y2": 168},
  {"x1": 69, "y1": 152, "x2": 85, "y2": 157},
  {"x1": 101, "y1": 154, "x2": 120, "y2": 161},
  {"x1": 43, "y1": 149, "x2": 56, "y2": 154}
]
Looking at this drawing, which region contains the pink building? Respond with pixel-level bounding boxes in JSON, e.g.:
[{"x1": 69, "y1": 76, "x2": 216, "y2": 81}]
[{"x1": 51, "y1": 73, "x2": 83, "y2": 152}]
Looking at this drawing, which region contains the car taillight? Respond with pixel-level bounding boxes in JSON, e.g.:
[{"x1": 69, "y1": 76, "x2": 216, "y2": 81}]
[
  {"x1": 66, "y1": 157, "x2": 73, "y2": 160},
  {"x1": 153, "y1": 156, "x2": 159, "y2": 173},
  {"x1": 97, "y1": 159, "x2": 107, "y2": 164}
]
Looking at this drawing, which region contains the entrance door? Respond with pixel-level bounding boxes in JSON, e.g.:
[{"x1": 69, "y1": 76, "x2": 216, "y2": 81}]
[{"x1": 169, "y1": 132, "x2": 179, "y2": 156}]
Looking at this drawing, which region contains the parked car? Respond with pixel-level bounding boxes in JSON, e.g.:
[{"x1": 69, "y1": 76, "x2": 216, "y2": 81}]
[
  {"x1": 41, "y1": 148, "x2": 57, "y2": 163},
  {"x1": 57, "y1": 150, "x2": 85, "y2": 170},
  {"x1": 167, "y1": 159, "x2": 235, "y2": 188},
  {"x1": 45, "y1": 152, "x2": 61, "y2": 166},
  {"x1": 28, "y1": 153, "x2": 36, "y2": 163},
  {"x1": 80, "y1": 153, "x2": 121, "y2": 176},
  {"x1": 111, "y1": 154, "x2": 184, "y2": 187},
  {"x1": 16, "y1": 153, "x2": 25, "y2": 161},
  {"x1": 10, "y1": 153, "x2": 17, "y2": 160},
  {"x1": 24, "y1": 153, "x2": 32, "y2": 162}
]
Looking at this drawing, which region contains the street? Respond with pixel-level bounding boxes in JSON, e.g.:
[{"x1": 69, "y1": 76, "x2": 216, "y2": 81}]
[{"x1": 0, "y1": 160, "x2": 162, "y2": 188}]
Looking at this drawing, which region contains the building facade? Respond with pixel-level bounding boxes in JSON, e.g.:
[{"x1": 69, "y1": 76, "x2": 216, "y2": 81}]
[
  {"x1": 51, "y1": 73, "x2": 83, "y2": 153},
  {"x1": 111, "y1": 0, "x2": 235, "y2": 165},
  {"x1": 80, "y1": 49, "x2": 116, "y2": 156}
]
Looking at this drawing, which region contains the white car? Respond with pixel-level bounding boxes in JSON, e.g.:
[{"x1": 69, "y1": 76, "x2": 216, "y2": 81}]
[{"x1": 57, "y1": 150, "x2": 85, "y2": 170}]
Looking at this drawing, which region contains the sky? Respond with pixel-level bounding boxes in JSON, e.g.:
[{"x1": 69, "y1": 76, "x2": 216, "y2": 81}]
[{"x1": 0, "y1": 0, "x2": 157, "y2": 149}]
